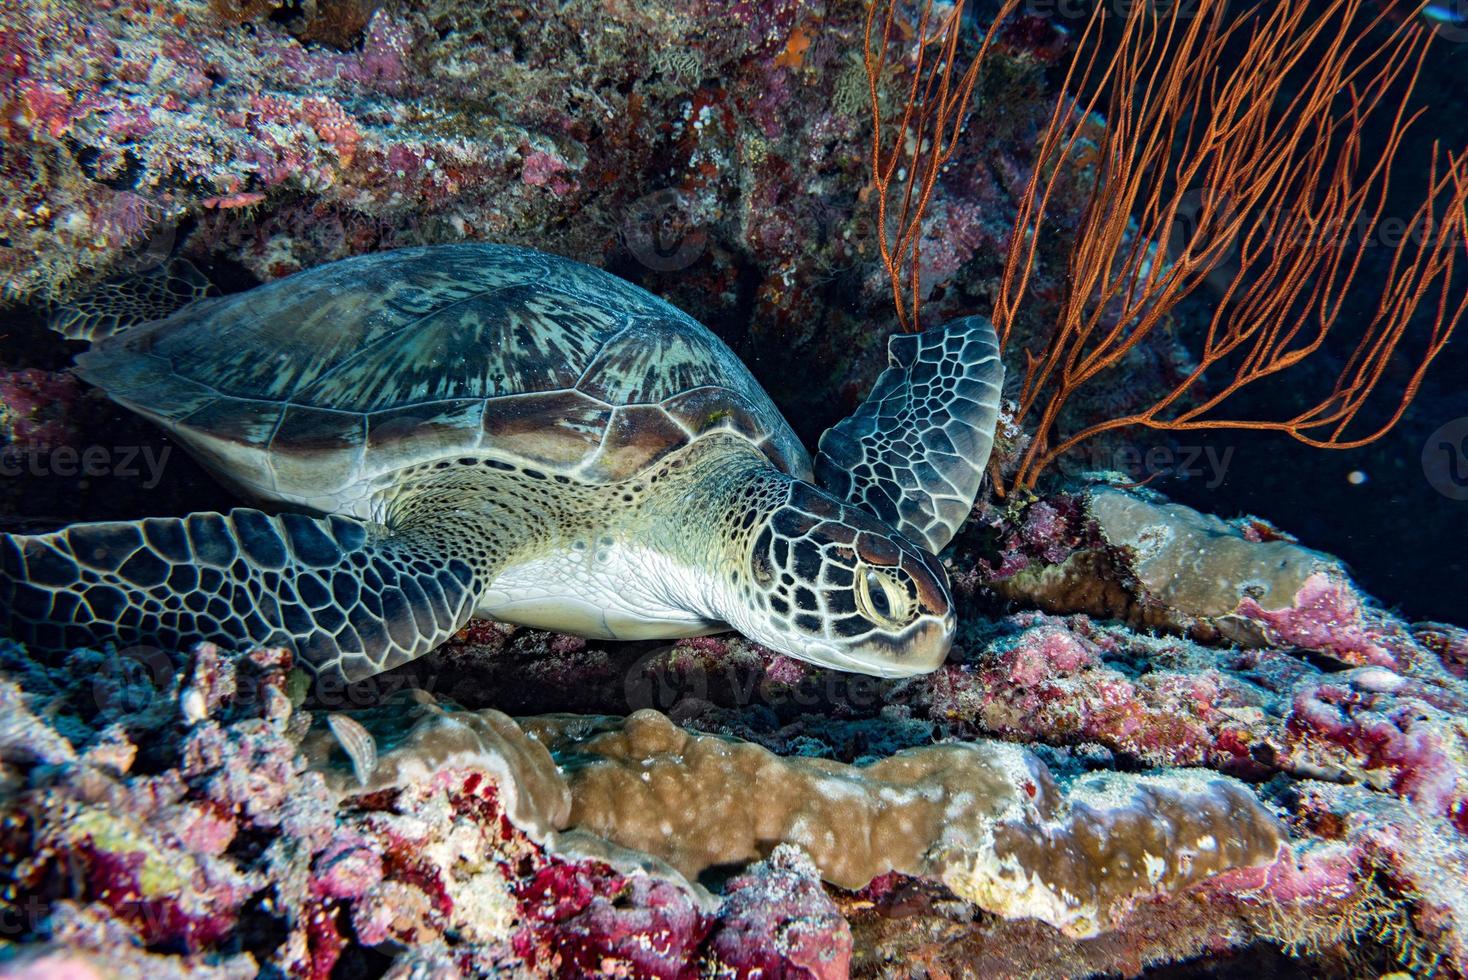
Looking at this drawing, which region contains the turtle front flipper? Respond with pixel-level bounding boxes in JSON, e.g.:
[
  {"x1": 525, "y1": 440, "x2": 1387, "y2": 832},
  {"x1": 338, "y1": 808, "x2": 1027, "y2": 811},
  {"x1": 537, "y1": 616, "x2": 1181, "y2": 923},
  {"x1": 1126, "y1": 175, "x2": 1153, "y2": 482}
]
[
  {"x1": 815, "y1": 316, "x2": 1004, "y2": 554},
  {"x1": 0, "y1": 509, "x2": 485, "y2": 682}
]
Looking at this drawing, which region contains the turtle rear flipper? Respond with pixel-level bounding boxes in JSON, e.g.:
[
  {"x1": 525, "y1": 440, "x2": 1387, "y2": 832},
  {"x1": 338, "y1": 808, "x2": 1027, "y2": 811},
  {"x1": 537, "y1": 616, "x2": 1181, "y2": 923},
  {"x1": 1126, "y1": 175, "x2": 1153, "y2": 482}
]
[
  {"x1": 815, "y1": 316, "x2": 1004, "y2": 554},
  {"x1": 48, "y1": 259, "x2": 217, "y2": 342},
  {"x1": 0, "y1": 508, "x2": 485, "y2": 682}
]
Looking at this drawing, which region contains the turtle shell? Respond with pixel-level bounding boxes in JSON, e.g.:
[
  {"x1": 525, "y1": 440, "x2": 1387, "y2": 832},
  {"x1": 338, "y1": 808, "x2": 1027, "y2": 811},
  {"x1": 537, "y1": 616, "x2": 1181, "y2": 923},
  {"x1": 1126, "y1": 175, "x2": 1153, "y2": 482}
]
[{"x1": 76, "y1": 244, "x2": 810, "y2": 514}]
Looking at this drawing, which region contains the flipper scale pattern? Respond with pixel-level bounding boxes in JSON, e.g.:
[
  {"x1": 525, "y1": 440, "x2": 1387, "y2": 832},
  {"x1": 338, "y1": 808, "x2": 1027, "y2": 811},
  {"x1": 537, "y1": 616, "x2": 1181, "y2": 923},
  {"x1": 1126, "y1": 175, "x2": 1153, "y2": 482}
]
[
  {"x1": 0, "y1": 509, "x2": 481, "y2": 682},
  {"x1": 814, "y1": 316, "x2": 1004, "y2": 554}
]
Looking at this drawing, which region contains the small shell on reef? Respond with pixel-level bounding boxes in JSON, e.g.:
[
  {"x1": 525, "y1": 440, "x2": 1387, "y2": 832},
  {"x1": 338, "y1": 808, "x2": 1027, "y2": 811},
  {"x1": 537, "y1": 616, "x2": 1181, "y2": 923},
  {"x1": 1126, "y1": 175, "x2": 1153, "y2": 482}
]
[
  {"x1": 1349, "y1": 667, "x2": 1404, "y2": 694},
  {"x1": 328, "y1": 713, "x2": 378, "y2": 788},
  {"x1": 181, "y1": 688, "x2": 208, "y2": 724}
]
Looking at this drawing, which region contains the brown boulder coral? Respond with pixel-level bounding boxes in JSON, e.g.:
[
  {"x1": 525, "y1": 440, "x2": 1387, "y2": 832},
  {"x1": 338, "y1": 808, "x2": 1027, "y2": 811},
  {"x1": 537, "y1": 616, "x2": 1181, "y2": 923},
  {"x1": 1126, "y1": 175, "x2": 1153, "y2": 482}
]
[{"x1": 315, "y1": 699, "x2": 1286, "y2": 939}]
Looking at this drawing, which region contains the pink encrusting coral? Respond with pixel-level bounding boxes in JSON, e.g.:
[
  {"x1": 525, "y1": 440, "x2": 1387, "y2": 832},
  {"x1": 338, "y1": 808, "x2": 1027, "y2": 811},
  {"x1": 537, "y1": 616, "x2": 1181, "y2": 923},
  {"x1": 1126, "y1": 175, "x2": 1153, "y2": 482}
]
[
  {"x1": 0, "y1": 640, "x2": 880, "y2": 978},
  {"x1": 923, "y1": 607, "x2": 1468, "y2": 822},
  {"x1": 928, "y1": 614, "x2": 1272, "y2": 772},
  {"x1": 975, "y1": 495, "x2": 1088, "y2": 581},
  {"x1": 1239, "y1": 572, "x2": 1399, "y2": 669},
  {"x1": 519, "y1": 148, "x2": 579, "y2": 197},
  {"x1": 308, "y1": 832, "x2": 384, "y2": 902},
  {"x1": 706, "y1": 845, "x2": 853, "y2": 979},
  {"x1": 1285, "y1": 676, "x2": 1468, "y2": 825},
  {"x1": 2, "y1": 559, "x2": 1468, "y2": 976},
  {"x1": 514, "y1": 868, "x2": 709, "y2": 978},
  {"x1": 0, "y1": 0, "x2": 1131, "y2": 449}
]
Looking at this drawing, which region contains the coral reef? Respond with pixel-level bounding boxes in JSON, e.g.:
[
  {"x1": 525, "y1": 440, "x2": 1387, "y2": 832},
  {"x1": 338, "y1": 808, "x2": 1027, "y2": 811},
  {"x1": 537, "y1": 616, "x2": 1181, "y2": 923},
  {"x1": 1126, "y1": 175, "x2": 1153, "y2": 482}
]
[
  {"x1": 2, "y1": 505, "x2": 1467, "y2": 975},
  {"x1": 0, "y1": 0, "x2": 1130, "y2": 450},
  {"x1": 0, "y1": 640, "x2": 857, "y2": 977},
  {"x1": 302, "y1": 695, "x2": 1284, "y2": 939},
  {"x1": 5, "y1": 558, "x2": 1468, "y2": 975},
  {"x1": 522, "y1": 709, "x2": 1285, "y2": 938}
]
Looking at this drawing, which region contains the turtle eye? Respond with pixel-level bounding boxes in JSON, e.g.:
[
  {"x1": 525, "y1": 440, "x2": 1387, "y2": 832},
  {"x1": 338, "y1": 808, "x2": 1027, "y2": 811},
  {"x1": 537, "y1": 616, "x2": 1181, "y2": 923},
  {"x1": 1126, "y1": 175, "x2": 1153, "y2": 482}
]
[
  {"x1": 856, "y1": 565, "x2": 914, "y2": 629},
  {"x1": 865, "y1": 571, "x2": 892, "y2": 618}
]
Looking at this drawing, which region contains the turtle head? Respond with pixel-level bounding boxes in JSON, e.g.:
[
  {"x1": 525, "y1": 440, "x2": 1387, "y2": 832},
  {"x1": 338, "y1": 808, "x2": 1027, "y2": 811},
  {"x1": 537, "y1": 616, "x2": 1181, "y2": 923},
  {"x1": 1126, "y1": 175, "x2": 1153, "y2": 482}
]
[{"x1": 719, "y1": 477, "x2": 955, "y2": 677}]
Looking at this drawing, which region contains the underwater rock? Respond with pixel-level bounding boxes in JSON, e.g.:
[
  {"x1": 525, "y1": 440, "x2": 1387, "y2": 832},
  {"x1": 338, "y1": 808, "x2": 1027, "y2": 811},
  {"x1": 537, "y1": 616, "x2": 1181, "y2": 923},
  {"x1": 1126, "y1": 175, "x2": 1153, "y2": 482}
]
[
  {"x1": 1088, "y1": 486, "x2": 1339, "y2": 619},
  {"x1": 986, "y1": 486, "x2": 1406, "y2": 668},
  {"x1": 0, "y1": 677, "x2": 75, "y2": 767},
  {"x1": 0, "y1": 0, "x2": 1135, "y2": 454},
  {"x1": 1283, "y1": 669, "x2": 1468, "y2": 828},
  {"x1": 1, "y1": 613, "x2": 1467, "y2": 974},
  {"x1": 1416, "y1": 622, "x2": 1468, "y2": 679}
]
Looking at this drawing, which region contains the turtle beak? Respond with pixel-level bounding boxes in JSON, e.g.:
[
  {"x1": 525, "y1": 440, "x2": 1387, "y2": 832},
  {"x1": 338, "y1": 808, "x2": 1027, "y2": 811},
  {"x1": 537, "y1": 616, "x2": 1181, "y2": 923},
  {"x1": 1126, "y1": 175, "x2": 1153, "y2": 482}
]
[
  {"x1": 874, "y1": 538, "x2": 957, "y2": 676},
  {"x1": 858, "y1": 613, "x2": 955, "y2": 676},
  {"x1": 803, "y1": 611, "x2": 955, "y2": 677},
  {"x1": 906, "y1": 611, "x2": 957, "y2": 673}
]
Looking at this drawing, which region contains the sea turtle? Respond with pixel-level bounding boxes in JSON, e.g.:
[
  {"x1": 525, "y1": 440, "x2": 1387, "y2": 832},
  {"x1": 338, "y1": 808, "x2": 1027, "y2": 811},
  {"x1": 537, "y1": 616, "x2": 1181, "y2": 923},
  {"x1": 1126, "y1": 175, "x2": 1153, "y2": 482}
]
[{"x1": 0, "y1": 244, "x2": 1003, "y2": 681}]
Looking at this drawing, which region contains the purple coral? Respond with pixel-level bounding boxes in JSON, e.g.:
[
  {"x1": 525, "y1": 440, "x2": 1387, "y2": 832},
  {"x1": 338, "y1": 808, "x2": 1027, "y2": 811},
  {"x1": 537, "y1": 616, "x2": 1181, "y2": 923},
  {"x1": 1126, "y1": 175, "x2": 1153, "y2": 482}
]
[
  {"x1": 0, "y1": 369, "x2": 82, "y2": 450},
  {"x1": 707, "y1": 845, "x2": 852, "y2": 980},
  {"x1": 1286, "y1": 675, "x2": 1468, "y2": 824}
]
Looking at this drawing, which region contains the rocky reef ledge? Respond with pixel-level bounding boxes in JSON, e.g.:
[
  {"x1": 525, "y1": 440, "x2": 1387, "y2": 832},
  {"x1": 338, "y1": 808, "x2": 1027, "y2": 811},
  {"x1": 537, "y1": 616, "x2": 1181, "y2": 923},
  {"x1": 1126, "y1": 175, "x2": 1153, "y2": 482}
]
[{"x1": 2, "y1": 487, "x2": 1467, "y2": 978}]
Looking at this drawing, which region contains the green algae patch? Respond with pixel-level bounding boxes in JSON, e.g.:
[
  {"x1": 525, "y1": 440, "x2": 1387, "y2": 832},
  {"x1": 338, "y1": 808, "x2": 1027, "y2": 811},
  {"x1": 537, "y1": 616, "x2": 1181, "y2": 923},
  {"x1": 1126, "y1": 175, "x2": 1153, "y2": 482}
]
[{"x1": 72, "y1": 807, "x2": 193, "y2": 897}]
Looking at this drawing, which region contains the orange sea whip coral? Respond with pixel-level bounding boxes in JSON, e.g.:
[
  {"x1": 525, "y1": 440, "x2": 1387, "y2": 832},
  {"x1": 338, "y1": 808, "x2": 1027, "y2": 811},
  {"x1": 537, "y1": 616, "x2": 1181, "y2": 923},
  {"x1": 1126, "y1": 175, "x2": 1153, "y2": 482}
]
[
  {"x1": 993, "y1": 0, "x2": 1468, "y2": 493},
  {"x1": 863, "y1": 0, "x2": 1024, "y2": 332},
  {"x1": 866, "y1": 0, "x2": 1468, "y2": 494}
]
